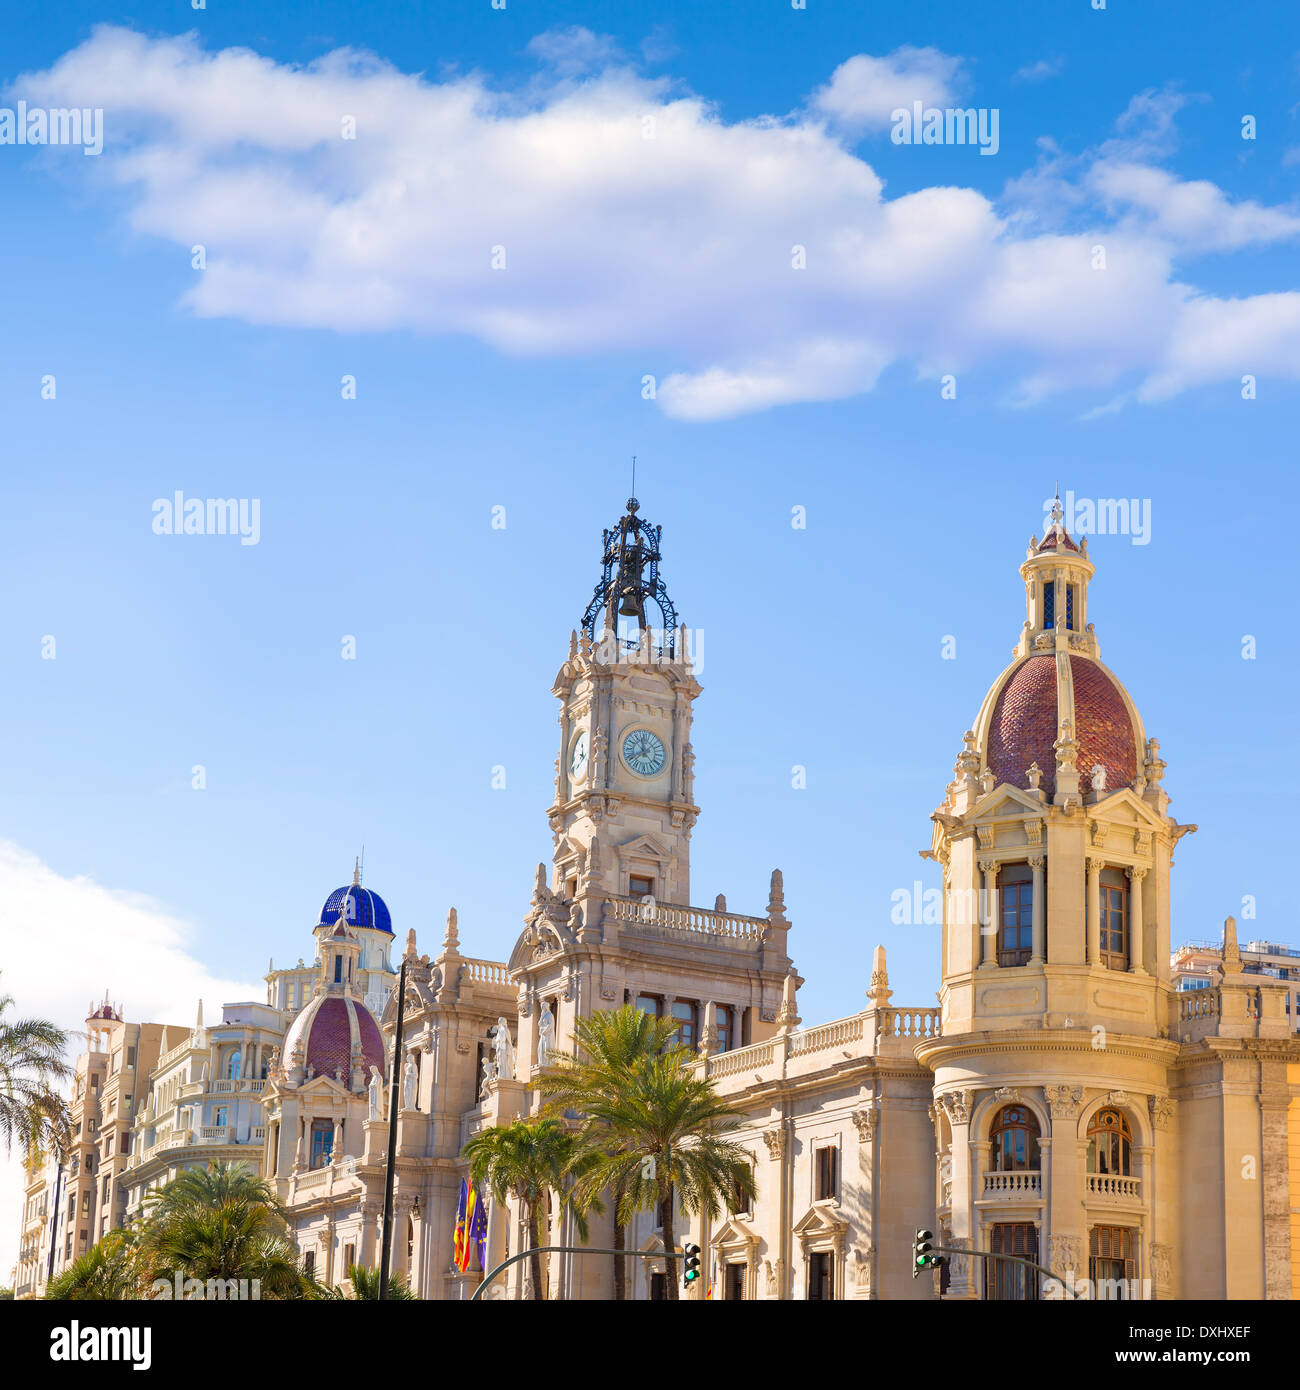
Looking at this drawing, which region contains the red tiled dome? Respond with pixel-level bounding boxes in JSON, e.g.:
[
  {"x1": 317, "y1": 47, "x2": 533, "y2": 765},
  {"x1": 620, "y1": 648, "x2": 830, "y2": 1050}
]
[
  {"x1": 986, "y1": 655, "x2": 1136, "y2": 797},
  {"x1": 283, "y1": 994, "x2": 384, "y2": 1083}
]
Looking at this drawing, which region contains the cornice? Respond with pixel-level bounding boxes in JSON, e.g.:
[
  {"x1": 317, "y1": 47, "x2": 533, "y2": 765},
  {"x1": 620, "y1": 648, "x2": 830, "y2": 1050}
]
[{"x1": 914, "y1": 1029, "x2": 1181, "y2": 1070}]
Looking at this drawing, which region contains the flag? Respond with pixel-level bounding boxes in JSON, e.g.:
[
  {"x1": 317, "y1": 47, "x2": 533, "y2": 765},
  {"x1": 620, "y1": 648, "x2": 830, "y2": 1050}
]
[
  {"x1": 458, "y1": 1185, "x2": 479, "y2": 1273},
  {"x1": 452, "y1": 1179, "x2": 468, "y2": 1270},
  {"x1": 470, "y1": 1187, "x2": 488, "y2": 1273}
]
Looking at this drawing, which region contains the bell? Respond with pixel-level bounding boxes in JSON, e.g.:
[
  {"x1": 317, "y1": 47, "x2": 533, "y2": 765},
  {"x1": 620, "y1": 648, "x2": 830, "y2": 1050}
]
[{"x1": 618, "y1": 589, "x2": 643, "y2": 618}]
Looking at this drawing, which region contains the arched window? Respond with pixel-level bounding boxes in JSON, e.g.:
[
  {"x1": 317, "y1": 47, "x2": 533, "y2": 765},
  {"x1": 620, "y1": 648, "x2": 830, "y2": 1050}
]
[
  {"x1": 990, "y1": 1104, "x2": 1040, "y2": 1171},
  {"x1": 1086, "y1": 1109, "x2": 1132, "y2": 1176},
  {"x1": 225, "y1": 1050, "x2": 241, "y2": 1080},
  {"x1": 997, "y1": 864, "x2": 1034, "y2": 967},
  {"x1": 1099, "y1": 869, "x2": 1127, "y2": 971}
]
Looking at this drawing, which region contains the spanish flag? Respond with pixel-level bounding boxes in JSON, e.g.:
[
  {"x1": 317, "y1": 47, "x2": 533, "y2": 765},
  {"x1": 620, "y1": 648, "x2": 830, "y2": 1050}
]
[{"x1": 452, "y1": 1179, "x2": 469, "y2": 1270}]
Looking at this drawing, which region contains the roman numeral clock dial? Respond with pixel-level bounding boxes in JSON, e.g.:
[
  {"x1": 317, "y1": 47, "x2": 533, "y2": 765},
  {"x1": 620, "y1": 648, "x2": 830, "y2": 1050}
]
[{"x1": 621, "y1": 728, "x2": 666, "y2": 777}]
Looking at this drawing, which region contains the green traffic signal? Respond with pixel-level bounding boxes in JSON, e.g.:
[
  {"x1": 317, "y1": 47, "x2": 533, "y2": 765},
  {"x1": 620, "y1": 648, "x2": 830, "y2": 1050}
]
[
  {"x1": 683, "y1": 1242, "x2": 702, "y2": 1286},
  {"x1": 912, "y1": 1228, "x2": 935, "y2": 1278}
]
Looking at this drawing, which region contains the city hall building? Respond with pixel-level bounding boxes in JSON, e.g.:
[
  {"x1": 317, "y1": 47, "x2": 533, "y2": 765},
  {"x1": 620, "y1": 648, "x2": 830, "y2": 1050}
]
[{"x1": 15, "y1": 500, "x2": 1300, "y2": 1300}]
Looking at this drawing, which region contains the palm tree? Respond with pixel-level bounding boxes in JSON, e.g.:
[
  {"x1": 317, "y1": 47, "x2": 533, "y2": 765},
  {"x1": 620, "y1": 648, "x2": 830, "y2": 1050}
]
[
  {"x1": 46, "y1": 1229, "x2": 141, "y2": 1301},
  {"x1": 139, "y1": 1160, "x2": 312, "y2": 1299},
  {"x1": 340, "y1": 1264, "x2": 417, "y2": 1300},
  {"x1": 0, "y1": 980, "x2": 71, "y2": 1159},
  {"x1": 557, "y1": 1045, "x2": 757, "y2": 1301},
  {"x1": 534, "y1": 1004, "x2": 684, "y2": 1299},
  {"x1": 463, "y1": 1117, "x2": 592, "y2": 1300}
]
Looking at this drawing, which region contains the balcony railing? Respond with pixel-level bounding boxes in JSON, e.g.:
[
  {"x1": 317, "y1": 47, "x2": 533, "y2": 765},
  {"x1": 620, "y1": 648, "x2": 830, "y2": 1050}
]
[
  {"x1": 462, "y1": 958, "x2": 510, "y2": 987},
  {"x1": 983, "y1": 1170, "x2": 1042, "y2": 1197},
  {"x1": 607, "y1": 895, "x2": 768, "y2": 943},
  {"x1": 1086, "y1": 1173, "x2": 1141, "y2": 1200}
]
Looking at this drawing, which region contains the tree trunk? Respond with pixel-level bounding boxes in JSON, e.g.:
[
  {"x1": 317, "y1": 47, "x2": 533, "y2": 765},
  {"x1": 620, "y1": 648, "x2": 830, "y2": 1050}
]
[
  {"x1": 660, "y1": 1187, "x2": 679, "y2": 1301},
  {"x1": 525, "y1": 1200, "x2": 544, "y2": 1301},
  {"x1": 612, "y1": 1211, "x2": 627, "y2": 1302}
]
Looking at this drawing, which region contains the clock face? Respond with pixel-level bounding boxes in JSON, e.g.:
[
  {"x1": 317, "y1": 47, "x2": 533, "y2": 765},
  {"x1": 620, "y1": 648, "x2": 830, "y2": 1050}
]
[
  {"x1": 569, "y1": 731, "x2": 589, "y2": 779},
  {"x1": 621, "y1": 728, "x2": 666, "y2": 777}
]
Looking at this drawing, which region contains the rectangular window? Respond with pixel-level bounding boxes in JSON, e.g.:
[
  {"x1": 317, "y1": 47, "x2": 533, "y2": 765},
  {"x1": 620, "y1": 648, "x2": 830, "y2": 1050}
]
[
  {"x1": 650, "y1": 1271, "x2": 667, "y2": 1301},
  {"x1": 1099, "y1": 868, "x2": 1128, "y2": 970},
  {"x1": 214, "y1": 1106, "x2": 228, "y2": 1128},
  {"x1": 310, "y1": 1121, "x2": 334, "y2": 1170},
  {"x1": 815, "y1": 1146, "x2": 838, "y2": 1202},
  {"x1": 725, "y1": 1262, "x2": 746, "y2": 1301},
  {"x1": 672, "y1": 1000, "x2": 696, "y2": 1051},
  {"x1": 715, "y1": 1006, "x2": 731, "y2": 1053},
  {"x1": 629, "y1": 875, "x2": 654, "y2": 899},
  {"x1": 997, "y1": 863, "x2": 1034, "y2": 967},
  {"x1": 808, "y1": 1251, "x2": 833, "y2": 1301},
  {"x1": 344, "y1": 1243, "x2": 356, "y2": 1275},
  {"x1": 1043, "y1": 582, "x2": 1055, "y2": 629},
  {"x1": 126, "y1": 1046, "x2": 136, "y2": 1069},
  {"x1": 303, "y1": 1250, "x2": 316, "y2": 1277},
  {"x1": 1089, "y1": 1226, "x2": 1136, "y2": 1299},
  {"x1": 80, "y1": 1194, "x2": 90, "y2": 1217},
  {"x1": 986, "y1": 1223, "x2": 1039, "y2": 1301},
  {"x1": 635, "y1": 994, "x2": 661, "y2": 1018}
]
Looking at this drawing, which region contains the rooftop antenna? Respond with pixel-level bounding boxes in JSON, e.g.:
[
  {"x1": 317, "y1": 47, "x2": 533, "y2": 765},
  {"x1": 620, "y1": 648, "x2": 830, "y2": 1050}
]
[
  {"x1": 631, "y1": 455, "x2": 637, "y2": 500},
  {"x1": 359, "y1": 845, "x2": 365, "y2": 886}
]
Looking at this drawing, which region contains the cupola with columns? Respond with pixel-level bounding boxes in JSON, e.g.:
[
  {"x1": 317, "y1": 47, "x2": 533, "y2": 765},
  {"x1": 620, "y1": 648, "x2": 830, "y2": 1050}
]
[{"x1": 926, "y1": 502, "x2": 1197, "y2": 1037}]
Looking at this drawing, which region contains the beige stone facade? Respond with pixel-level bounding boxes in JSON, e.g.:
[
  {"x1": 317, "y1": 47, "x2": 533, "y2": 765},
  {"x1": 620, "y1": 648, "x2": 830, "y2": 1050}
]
[
  {"x1": 262, "y1": 499, "x2": 1300, "y2": 1300},
  {"x1": 16, "y1": 499, "x2": 1300, "y2": 1301}
]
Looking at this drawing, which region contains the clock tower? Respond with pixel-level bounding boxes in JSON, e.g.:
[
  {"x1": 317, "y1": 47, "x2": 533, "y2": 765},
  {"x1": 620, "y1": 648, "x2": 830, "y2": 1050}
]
[{"x1": 547, "y1": 497, "x2": 701, "y2": 906}]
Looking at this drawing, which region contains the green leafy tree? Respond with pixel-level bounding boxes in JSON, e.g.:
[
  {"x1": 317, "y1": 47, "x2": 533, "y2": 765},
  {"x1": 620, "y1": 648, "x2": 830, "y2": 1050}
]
[
  {"x1": 463, "y1": 1117, "x2": 593, "y2": 1300},
  {"x1": 549, "y1": 1032, "x2": 757, "y2": 1301},
  {"x1": 0, "y1": 979, "x2": 71, "y2": 1159},
  {"x1": 341, "y1": 1264, "x2": 418, "y2": 1300},
  {"x1": 45, "y1": 1229, "x2": 142, "y2": 1301},
  {"x1": 139, "y1": 1160, "x2": 313, "y2": 1299},
  {"x1": 534, "y1": 1004, "x2": 685, "y2": 1299}
]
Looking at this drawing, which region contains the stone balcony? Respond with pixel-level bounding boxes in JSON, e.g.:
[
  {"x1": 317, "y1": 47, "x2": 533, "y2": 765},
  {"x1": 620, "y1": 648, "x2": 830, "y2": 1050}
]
[
  {"x1": 1086, "y1": 1173, "x2": 1142, "y2": 1202},
  {"x1": 982, "y1": 1170, "x2": 1042, "y2": 1199},
  {"x1": 695, "y1": 1004, "x2": 940, "y2": 1091}
]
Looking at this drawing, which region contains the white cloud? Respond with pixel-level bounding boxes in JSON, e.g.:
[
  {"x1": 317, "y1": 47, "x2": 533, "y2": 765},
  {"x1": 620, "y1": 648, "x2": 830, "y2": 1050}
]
[
  {"x1": 0, "y1": 839, "x2": 261, "y2": 1282},
  {"x1": 11, "y1": 29, "x2": 1300, "y2": 420},
  {"x1": 526, "y1": 27, "x2": 624, "y2": 76},
  {"x1": 813, "y1": 46, "x2": 964, "y2": 131},
  {"x1": 1014, "y1": 57, "x2": 1064, "y2": 83}
]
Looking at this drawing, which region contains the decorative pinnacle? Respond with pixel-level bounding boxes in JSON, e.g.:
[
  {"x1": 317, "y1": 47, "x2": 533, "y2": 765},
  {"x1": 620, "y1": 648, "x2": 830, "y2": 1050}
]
[
  {"x1": 352, "y1": 856, "x2": 361, "y2": 887},
  {"x1": 626, "y1": 496, "x2": 639, "y2": 512},
  {"x1": 444, "y1": 907, "x2": 459, "y2": 952}
]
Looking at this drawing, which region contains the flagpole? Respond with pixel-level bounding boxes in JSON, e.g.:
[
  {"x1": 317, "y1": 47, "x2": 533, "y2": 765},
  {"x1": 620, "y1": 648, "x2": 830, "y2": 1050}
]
[{"x1": 378, "y1": 954, "x2": 408, "y2": 1301}]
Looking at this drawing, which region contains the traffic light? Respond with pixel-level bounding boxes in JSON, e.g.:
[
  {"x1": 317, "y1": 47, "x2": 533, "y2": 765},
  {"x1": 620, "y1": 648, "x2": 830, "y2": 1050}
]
[
  {"x1": 683, "y1": 1243, "x2": 701, "y2": 1288},
  {"x1": 913, "y1": 1228, "x2": 943, "y2": 1278}
]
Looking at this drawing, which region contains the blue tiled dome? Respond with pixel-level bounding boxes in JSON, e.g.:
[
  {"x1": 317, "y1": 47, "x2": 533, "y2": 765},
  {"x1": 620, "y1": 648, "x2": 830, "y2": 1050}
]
[{"x1": 319, "y1": 885, "x2": 393, "y2": 935}]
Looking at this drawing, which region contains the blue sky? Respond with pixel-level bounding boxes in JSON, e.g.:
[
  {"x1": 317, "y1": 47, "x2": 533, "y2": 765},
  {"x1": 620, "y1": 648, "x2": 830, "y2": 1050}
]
[{"x1": 2, "y1": 0, "x2": 1300, "y2": 1270}]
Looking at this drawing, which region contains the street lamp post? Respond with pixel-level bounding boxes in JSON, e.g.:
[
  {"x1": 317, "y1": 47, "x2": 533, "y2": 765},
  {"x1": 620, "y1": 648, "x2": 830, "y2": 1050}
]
[{"x1": 378, "y1": 955, "x2": 408, "y2": 1301}]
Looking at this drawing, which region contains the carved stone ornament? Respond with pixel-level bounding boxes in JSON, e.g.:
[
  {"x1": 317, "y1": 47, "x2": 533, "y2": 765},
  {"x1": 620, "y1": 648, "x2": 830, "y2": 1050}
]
[
  {"x1": 1106, "y1": 1089, "x2": 1129, "y2": 1107},
  {"x1": 992, "y1": 1086, "x2": 1021, "y2": 1104},
  {"x1": 1048, "y1": 1234, "x2": 1083, "y2": 1280},
  {"x1": 1044, "y1": 1084, "x2": 1083, "y2": 1119},
  {"x1": 1150, "y1": 1243, "x2": 1172, "y2": 1289},
  {"x1": 850, "y1": 1108, "x2": 877, "y2": 1143},
  {"x1": 1149, "y1": 1096, "x2": 1176, "y2": 1130},
  {"x1": 939, "y1": 1089, "x2": 972, "y2": 1125},
  {"x1": 599, "y1": 983, "x2": 619, "y2": 1001},
  {"x1": 762, "y1": 1128, "x2": 786, "y2": 1160}
]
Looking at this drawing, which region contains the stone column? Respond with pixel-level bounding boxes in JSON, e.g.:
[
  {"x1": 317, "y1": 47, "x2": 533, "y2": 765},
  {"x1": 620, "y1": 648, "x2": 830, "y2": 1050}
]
[
  {"x1": 1043, "y1": 1086, "x2": 1084, "y2": 1292},
  {"x1": 1126, "y1": 867, "x2": 1147, "y2": 974},
  {"x1": 939, "y1": 1091, "x2": 976, "y2": 1298},
  {"x1": 1086, "y1": 858, "x2": 1103, "y2": 966},
  {"x1": 1029, "y1": 854, "x2": 1045, "y2": 964},
  {"x1": 978, "y1": 860, "x2": 998, "y2": 967}
]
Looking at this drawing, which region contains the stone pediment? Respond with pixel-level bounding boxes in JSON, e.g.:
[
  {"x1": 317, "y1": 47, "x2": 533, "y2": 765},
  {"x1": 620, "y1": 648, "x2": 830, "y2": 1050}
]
[
  {"x1": 711, "y1": 1215, "x2": 759, "y2": 1253},
  {"x1": 792, "y1": 1202, "x2": 849, "y2": 1242},
  {"x1": 616, "y1": 833, "x2": 672, "y2": 865},
  {"x1": 972, "y1": 785, "x2": 1047, "y2": 820},
  {"x1": 1089, "y1": 787, "x2": 1164, "y2": 829}
]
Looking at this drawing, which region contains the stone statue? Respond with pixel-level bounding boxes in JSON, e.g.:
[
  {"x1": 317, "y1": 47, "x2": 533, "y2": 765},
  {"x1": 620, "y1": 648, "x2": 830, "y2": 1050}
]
[
  {"x1": 402, "y1": 1053, "x2": 417, "y2": 1110},
  {"x1": 536, "y1": 1008, "x2": 555, "y2": 1069},
  {"x1": 479, "y1": 1053, "x2": 497, "y2": 1099},
  {"x1": 367, "y1": 1065, "x2": 383, "y2": 1120},
  {"x1": 491, "y1": 1018, "x2": 513, "y2": 1082}
]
